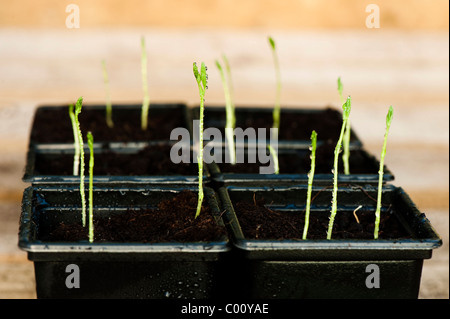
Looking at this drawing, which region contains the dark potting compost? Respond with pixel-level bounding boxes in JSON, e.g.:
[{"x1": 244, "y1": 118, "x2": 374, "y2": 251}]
[
  {"x1": 33, "y1": 144, "x2": 197, "y2": 176},
  {"x1": 40, "y1": 190, "x2": 226, "y2": 243},
  {"x1": 200, "y1": 107, "x2": 360, "y2": 143},
  {"x1": 233, "y1": 197, "x2": 409, "y2": 240},
  {"x1": 30, "y1": 104, "x2": 188, "y2": 143}
]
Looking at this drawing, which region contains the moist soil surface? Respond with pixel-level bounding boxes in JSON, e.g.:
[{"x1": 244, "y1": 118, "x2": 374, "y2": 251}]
[
  {"x1": 30, "y1": 105, "x2": 187, "y2": 143},
  {"x1": 40, "y1": 190, "x2": 226, "y2": 243},
  {"x1": 34, "y1": 144, "x2": 197, "y2": 176},
  {"x1": 234, "y1": 198, "x2": 410, "y2": 240},
  {"x1": 204, "y1": 107, "x2": 354, "y2": 142}
]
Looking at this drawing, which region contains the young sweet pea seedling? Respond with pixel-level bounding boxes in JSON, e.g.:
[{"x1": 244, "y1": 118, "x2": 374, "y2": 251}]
[
  {"x1": 193, "y1": 62, "x2": 208, "y2": 219},
  {"x1": 141, "y1": 36, "x2": 150, "y2": 131},
  {"x1": 338, "y1": 77, "x2": 351, "y2": 175},
  {"x1": 374, "y1": 106, "x2": 394, "y2": 239},
  {"x1": 327, "y1": 96, "x2": 351, "y2": 240},
  {"x1": 222, "y1": 54, "x2": 235, "y2": 122},
  {"x1": 87, "y1": 131, "x2": 95, "y2": 243},
  {"x1": 268, "y1": 36, "x2": 281, "y2": 139},
  {"x1": 69, "y1": 97, "x2": 87, "y2": 227},
  {"x1": 69, "y1": 103, "x2": 80, "y2": 176},
  {"x1": 216, "y1": 55, "x2": 236, "y2": 164},
  {"x1": 102, "y1": 60, "x2": 114, "y2": 128},
  {"x1": 303, "y1": 130, "x2": 317, "y2": 240}
]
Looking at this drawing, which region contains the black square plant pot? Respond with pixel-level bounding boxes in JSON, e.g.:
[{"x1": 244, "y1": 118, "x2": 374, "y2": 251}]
[
  {"x1": 29, "y1": 103, "x2": 190, "y2": 145},
  {"x1": 23, "y1": 142, "x2": 209, "y2": 185},
  {"x1": 19, "y1": 185, "x2": 230, "y2": 299},
  {"x1": 218, "y1": 184, "x2": 442, "y2": 299},
  {"x1": 192, "y1": 106, "x2": 363, "y2": 148},
  {"x1": 207, "y1": 145, "x2": 394, "y2": 185}
]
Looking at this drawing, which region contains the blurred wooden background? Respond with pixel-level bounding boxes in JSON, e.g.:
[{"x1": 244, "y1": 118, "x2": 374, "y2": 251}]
[
  {"x1": 0, "y1": 0, "x2": 448, "y2": 299},
  {"x1": 1, "y1": 0, "x2": 448, "y2": 29}
]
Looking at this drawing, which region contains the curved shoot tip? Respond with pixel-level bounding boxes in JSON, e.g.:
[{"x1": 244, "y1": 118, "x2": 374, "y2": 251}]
[
  {"x1": 193, "y1": 62, "x2": 201, "y2": 87},
  {"x1": 342, "y1": 96, "x2": 351, "y2": 119},
  {"x1": 311, "y1": 130, "x2": 317, "y2": 140},
  {"x1": 193, "y1": 62, "x2": 199, "y2": 77},
  {"x1": 268, "y1": 36, "x2": 275, "y2": 50},
  {"x1": 193, "y1": 62, "x2": 208, "y2": 91},
  {"x1": 75, "y1": 96, "x2": 83, "y2": 114},
  {"x1": 201, "y1": 62, "x2": 208, "y2": 89},
  {"x1": 386, "y1": 105, "x2": 394, "y2": 127},
  {"x1": 215, "y1": 59, "x2": 223, "y2": 71},
  {"x1": 337, "y1": 77, "x2": 343, "y2": 93},
  {"x1": 87, "y1": 131, "x2": 94, "y2": 148}
]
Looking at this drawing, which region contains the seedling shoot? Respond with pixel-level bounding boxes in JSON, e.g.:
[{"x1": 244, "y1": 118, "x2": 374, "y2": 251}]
[
  {"x1": 268, "y1": 36, "x2": 281, "y2": 139},
  {"x1": 193, "y1": 62, "x2": 208, "y2": 219},
  {"x1": 141, "y1": 36, "x2": 150, "y2": 131},
  {"x1": 267, "y1": 144, "x2": 279, "y2": 174},
  {"x1": 302, "y1": 130, "x2": 317, "y2": 240},
  {"x1": 216, "y1": 56, "x2": 236, "y2": 164},
  {"x1": 374, "y1": 106, "x2": 394, "y2": 239},
  {"x1": 327, "y1": 96, "x2": 351, "y2": 240},
  {"x1": 68, "y1": 104, "x2": 80, "y2": 176},
  {"x1": 337, "y1": 77, "x2": 344, "y2": 104},
  {"x1": 87, "y1": 131, "x2": 95, "y2": 243},
  {"x1": 338, "y1": 77, "x2": 351, "y2": 175},
  {"x1": 222, "y1": 54, "x2": 235, "y2": 124},
  {"x1": 102, "y1": 60, "x2": 114, "y2": 128},
  {"x1": 71, "y1": 97, "x2": 87, "y2": 227}
]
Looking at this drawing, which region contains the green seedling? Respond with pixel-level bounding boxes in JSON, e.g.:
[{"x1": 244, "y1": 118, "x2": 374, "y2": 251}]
[
  {"x1": 337, "y1": 77, "x2": 344, "y2": 104},
  {"x1": 141, "y1": 36, "x2": 150, "y2": 130},
  {"x1": 193, "y1": 61, "x2": 208, "y2": 219},
  {"x1": 102, "y1": 60, "x2": 114, "y2": 128},
  {"x1": 70, "y1": 97, "x2": 87, "y2": 227},
  {"x1": 327, "y1": 96, "x2": 351, "y2": 240},
  {"x1": 338, "y1": 77, "x2": 351, "y2": 175},
  {"x1": 216, "y1": 56, "x2": 236, "y2": 164},
  {"x1": 268, "y1": 36, "x2": 281, "y2": 138},
  {"x1": 68, "y1": 104, "x2": 80, "y2": 176},
  {"x1": 374, "y1": 106, "x2": 394, "y2": 239},
  {"x1": 302, "y1": 130, "x2": 317, "y2": 240},
  {"x1": 87, "y1": 131, "x2": 95, "y2": 243},
  {"x1": 222, "y1": 54, "x2": 235, "y2": 125},
  {"x1": 267, "y1": 144, "x2": 279, "y2": 174}
]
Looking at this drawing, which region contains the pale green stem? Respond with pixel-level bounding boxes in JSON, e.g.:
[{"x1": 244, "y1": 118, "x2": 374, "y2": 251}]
[
  {"x1": 69, "y1": 104, "x2": 80, "y2": 176},
  {"x1": 303, "y1": 130, "x2": 317, "y2": 240},
  {"x1": 267, "y1": 144, "x2": 279, "y2": 174},
  {"x1": 338, "y1": 77, "x2": 350, "y2": 175},
  {"x1": 343, "y1": 120, "x2": 351, "y2": 175},
  {"x1": 196, "y1": 100, "x2": 204, "y2": 219},
  {"x1": 216, "y1": 59, "x2": 236, "y2": 164},
  {"x1": 102, "y1": 60, "x2": 113, "y2": 128},
  {"x1": 269, "y1": 37, "x2": 281, "y2": 137},
  {"x1": 222, "y1": 54, "x2": 235, "y2": 127},
  {"x1": 194, "y1": 62, "x2": 208, "y2": 219},
  {"x1": 327, "y1": 97, "x2": 351, "y2": 240},
  {"x1": 74, "y1": 97, "x2": 86, "y2": 227},
  {"x1": 374, "y1": 106, "x2": 393, "y2": 239},
  {"x1": 141, "y1": 37, "x2": 150, "y2": 130},
  {"x1": 87, "y1": 132, "x2": 94, "y2": 243}
]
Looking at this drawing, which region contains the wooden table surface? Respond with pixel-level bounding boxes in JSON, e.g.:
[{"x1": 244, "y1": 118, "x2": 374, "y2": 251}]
[{"x1": 0, "y1": 28, "x2": 448, "y2": 299}]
